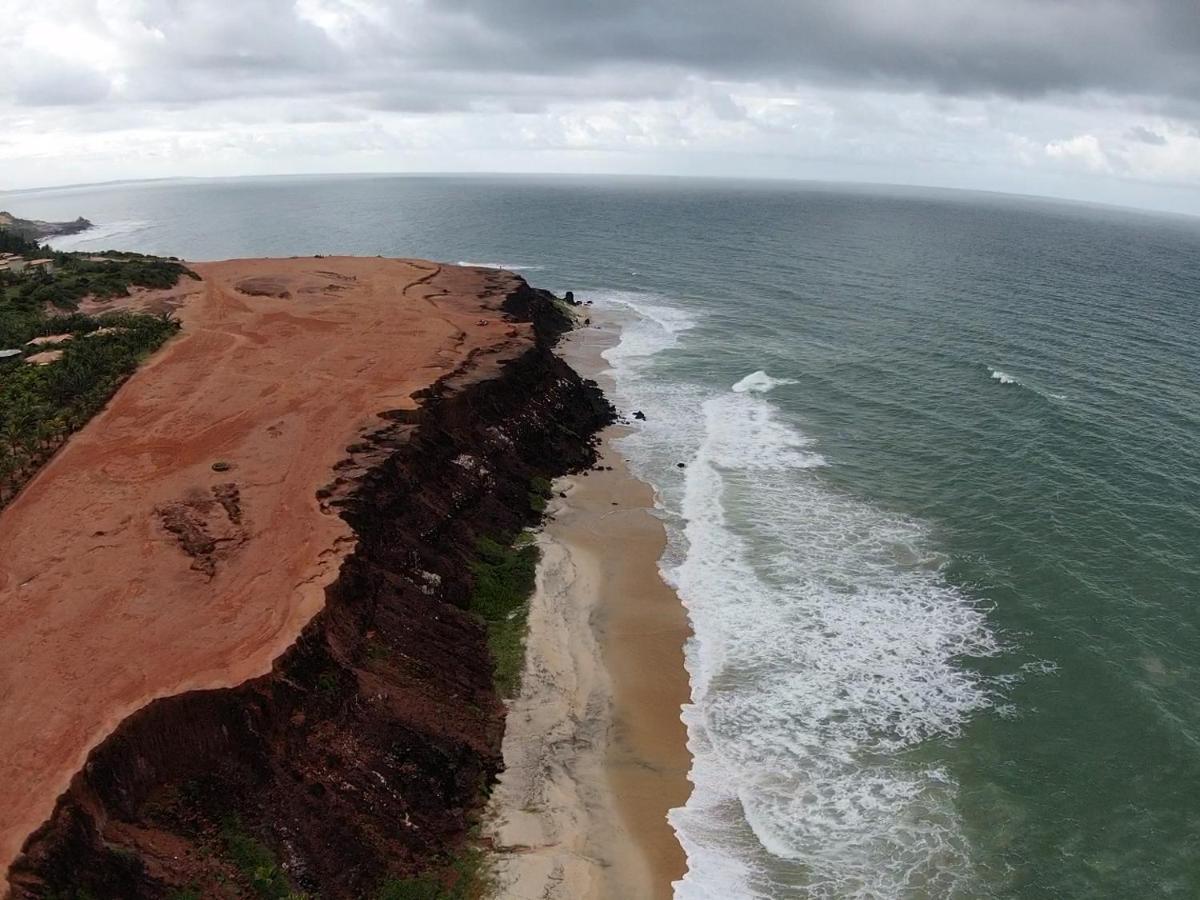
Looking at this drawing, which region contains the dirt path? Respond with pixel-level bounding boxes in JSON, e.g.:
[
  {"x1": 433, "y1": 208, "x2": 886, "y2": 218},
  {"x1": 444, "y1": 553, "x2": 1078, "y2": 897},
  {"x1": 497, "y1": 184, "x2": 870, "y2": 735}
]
[{"x1": 0, "y1": 258, "x2": 529, "y2": 887}]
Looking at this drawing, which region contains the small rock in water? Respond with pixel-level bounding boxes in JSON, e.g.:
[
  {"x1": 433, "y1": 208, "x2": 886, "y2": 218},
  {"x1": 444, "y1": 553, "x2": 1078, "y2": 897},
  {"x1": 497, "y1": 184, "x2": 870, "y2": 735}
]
[
  {"x1": 564, "y1": 290, "x2": 575, "y2": 304},
  {"x1": 633, "y1": 410, "x2": 646, "y2": 421},
  {"x1": 677, "y1": 462, "x2": 686, "y2": 469}
]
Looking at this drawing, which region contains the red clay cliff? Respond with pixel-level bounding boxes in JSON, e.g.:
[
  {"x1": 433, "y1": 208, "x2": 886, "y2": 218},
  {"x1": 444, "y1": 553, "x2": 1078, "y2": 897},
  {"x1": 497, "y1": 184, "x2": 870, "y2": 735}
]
[{"x1": 0, "y1": 258, "x2": 611, "y2": 897}]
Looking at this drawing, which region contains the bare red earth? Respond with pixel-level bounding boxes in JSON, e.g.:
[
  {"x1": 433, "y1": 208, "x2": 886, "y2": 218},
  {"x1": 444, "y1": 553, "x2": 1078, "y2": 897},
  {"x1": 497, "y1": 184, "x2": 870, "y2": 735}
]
[{"x1": 0, "y1": 258, "x2": 568, "y2": 894}]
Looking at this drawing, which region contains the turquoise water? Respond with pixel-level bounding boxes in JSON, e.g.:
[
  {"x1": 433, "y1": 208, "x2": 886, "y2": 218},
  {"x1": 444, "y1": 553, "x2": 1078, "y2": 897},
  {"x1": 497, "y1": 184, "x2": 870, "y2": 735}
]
[{"x1": 7, "y1": 175, "x2": 1200, "y2": 897}]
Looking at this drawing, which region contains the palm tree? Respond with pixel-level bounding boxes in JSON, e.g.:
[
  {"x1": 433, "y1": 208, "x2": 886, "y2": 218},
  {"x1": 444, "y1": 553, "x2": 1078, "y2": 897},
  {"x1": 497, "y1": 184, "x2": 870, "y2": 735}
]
[
  {"x1": 0, "y1": 444, "x2": 14, "y2": 501},
  {"x1": 1, "y1": 394, "x2": 40, "y2": 472}
]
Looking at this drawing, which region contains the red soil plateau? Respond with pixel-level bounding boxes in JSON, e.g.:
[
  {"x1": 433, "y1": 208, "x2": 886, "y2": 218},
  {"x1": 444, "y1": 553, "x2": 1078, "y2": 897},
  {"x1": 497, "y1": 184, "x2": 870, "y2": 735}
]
[{"x1": 0, "y1": 258, "x2": 529, "y2": 888}]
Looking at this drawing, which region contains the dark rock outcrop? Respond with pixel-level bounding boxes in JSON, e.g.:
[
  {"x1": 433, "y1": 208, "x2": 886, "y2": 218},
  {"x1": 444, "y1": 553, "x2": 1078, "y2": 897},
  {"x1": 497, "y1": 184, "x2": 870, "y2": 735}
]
[{"x1": 7, "y1": 280, "x2": 613, "y2": 899}]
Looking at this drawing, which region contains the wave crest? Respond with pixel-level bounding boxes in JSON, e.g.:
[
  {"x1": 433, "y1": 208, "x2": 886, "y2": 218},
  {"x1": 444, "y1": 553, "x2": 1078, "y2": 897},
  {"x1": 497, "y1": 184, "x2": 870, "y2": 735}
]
[
  {"x1": 990, "y1": 368, "x2": 1018, "y2": 385},
  {"x1": 731, "y1": 370, "x2": 797, "y2": 393}
]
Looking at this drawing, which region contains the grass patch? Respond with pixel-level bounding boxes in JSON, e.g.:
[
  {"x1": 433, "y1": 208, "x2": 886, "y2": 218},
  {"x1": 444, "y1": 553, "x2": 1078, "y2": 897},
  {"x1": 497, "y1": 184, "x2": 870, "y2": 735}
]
[
  {"x1": 376, "y1": 847, "x2": 492, "y2": 900},
  {"x1": 487, "y1": 612, "x2": 528, "y2": 699},
  {"x1": 468, "y1": 535, "x2": 539, "y2": 697},
  {"x1": 549, "y1": 294, "x2": 578, "y2": 325},
  {"x1": 221, "y1": 817, "x2": 309, "y2": 900}
]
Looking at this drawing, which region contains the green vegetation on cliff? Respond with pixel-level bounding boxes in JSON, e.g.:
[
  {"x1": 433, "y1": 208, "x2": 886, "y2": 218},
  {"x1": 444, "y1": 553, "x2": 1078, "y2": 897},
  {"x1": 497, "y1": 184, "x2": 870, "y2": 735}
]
[
  {"x1": 375, "y1": 848, "x2": 489, "y2": 899},
  {"x1": 221, "y1": 818, "x2": 309, "y2": 900},
  {"x1": 1, "y1": 251, "x2": 196, "y2": 347},
  {"x1": 469, "y1": 533, "x2": 539, "y2": 698}
]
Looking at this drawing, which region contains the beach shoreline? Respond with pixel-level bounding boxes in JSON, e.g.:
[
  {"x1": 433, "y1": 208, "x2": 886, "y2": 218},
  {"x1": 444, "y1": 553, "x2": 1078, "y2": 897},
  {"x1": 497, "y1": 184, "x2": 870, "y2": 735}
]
[{"x1": 486, "y1": 320, "x2": 692, "y2": 898}]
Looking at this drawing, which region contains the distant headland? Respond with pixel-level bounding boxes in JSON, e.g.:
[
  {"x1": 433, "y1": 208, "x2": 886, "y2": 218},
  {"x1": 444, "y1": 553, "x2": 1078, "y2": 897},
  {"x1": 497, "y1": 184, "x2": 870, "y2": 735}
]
[{"x1": 0, "y1": 211, "x2": 93, "y2": 240}]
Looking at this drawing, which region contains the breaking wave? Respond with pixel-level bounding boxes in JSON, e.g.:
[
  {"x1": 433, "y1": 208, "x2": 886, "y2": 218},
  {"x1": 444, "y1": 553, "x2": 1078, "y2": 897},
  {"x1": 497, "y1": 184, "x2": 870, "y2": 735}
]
[
  {"x1": 44, "y1": 220, "x2": 153, "y2": 252},
  {"x1": 732, "y1": 370, "x2": 797, "y2": 394},
  {"x1": 593, "y1": 291, "x2": 1000, "y2": 899},
  {"x1": 989, "y1": 368, "x2": 1018, "y2": 385}
]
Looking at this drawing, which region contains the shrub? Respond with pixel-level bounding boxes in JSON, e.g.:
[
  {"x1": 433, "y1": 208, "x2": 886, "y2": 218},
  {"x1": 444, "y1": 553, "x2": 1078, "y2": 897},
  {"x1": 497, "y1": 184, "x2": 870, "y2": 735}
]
[
  {"x1": 376, "y1": 847, "x2": 491, "y2": 900},
  {"x1": 527, "y1": 475, "x2": 553, "y2": 514},
  {"x1": 221, "y1": 818, "x2": 308, "y2": 900}
]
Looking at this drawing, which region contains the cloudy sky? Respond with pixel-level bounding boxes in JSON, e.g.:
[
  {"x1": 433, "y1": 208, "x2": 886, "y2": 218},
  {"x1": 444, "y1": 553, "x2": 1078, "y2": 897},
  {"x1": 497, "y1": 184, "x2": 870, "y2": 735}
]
[{"x1": 2, "y1": 0, "x2": 1200, "y2": 214}]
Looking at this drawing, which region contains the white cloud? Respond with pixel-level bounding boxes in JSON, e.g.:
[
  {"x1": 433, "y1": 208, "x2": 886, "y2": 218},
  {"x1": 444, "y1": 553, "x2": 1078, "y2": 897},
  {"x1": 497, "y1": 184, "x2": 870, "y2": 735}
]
[{"x1": 1045, "y1": 134, "x2": 1113, "y2": 173}]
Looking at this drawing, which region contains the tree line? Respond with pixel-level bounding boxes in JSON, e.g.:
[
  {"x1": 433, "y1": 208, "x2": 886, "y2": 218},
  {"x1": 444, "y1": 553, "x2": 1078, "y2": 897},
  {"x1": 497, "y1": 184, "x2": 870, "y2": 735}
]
[
  {"x1": 0, "y1": 312, "x2": 180, "y2": 505},
  {"x1": 0, "y1": 236, "x2": 191, "y2": 507}
]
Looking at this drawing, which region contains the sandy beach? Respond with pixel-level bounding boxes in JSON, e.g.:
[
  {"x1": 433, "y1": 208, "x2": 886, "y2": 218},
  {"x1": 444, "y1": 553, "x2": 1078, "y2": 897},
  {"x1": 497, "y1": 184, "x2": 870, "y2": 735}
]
[
  {"x1": 486, "y1": 323, "x2": 692, "y2": 898},
  {"x1": 0, "y1": 258, "x2": 534, "y2": 887}
]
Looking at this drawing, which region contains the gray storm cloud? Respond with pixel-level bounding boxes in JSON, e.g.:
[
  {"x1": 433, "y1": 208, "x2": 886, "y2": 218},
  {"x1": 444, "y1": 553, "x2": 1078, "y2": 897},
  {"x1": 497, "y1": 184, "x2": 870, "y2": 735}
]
[
  {"x1": 5, "y1": 0, "x2": 1199, "y2": 110},
  {"x1": 430, "y1": 0, "x2": 1200, "y2": 101}
]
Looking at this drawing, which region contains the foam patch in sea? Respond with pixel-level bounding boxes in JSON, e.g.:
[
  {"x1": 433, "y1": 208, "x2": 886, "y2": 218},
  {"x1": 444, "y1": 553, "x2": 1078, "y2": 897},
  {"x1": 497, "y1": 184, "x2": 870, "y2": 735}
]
[
  {"x1": 455, "y1": 260, "x2": 544, "y2": 271},
  {"x1": 732, "y1": 370, "x2": 798, "y2": 394},
  {"x1": 988, "y1": 366, "x2": 1067, "y2": 401},
  {"x1": 989, "y1": 368, "x2": 1018, "y2": 385},
  {"x1": 592, "y1": 290, "x2": 1001, "y2": 899}
]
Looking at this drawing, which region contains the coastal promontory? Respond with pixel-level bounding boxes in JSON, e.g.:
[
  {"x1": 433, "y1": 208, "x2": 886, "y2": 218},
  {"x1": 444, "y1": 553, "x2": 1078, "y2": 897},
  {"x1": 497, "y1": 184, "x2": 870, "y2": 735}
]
[{"x1": 0, "y1": 257, "x2": 611, "y2": 898}]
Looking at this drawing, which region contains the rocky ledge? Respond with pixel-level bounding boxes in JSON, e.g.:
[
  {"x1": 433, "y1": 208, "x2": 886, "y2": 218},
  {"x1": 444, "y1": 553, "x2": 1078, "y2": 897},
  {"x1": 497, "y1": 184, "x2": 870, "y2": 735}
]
[{"x1": 6, "y1": 281, "x2": 612, "y2": 898}]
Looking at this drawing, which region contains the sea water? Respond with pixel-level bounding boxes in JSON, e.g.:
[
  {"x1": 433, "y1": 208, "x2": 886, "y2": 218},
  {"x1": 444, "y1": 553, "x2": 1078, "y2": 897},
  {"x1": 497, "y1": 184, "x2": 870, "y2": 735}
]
[{"x1": 7, "y1": 174, "x2": 1200, "y2": 898}]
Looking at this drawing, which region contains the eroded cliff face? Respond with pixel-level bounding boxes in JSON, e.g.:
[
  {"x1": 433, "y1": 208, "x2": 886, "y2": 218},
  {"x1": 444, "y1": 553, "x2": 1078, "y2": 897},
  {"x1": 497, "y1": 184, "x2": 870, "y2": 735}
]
[{"x1": 7, "y1": 284, "x2": 612, "y2": 899}]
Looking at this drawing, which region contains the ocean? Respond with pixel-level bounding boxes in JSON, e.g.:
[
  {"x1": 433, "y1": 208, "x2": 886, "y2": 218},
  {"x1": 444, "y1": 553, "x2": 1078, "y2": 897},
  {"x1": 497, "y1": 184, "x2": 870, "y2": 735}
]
[{"x1": 7, "y1": 174, "x2": 1200, "y2": 898}]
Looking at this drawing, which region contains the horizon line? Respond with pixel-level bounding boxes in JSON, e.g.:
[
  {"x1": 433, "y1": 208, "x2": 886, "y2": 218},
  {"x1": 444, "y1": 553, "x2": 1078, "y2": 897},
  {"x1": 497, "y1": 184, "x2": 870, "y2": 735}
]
[{"x1": 2, "y1": 170, "x2": 1197, "y2": 224}]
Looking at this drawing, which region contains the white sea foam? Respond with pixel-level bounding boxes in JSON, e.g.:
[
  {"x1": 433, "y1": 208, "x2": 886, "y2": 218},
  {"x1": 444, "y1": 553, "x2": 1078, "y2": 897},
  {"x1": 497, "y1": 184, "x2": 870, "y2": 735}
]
[
  {"x1": 732, "y1": 370, "x2": 798, "y2": 393},
  {"x1": 590, "y1": 289, "x2": 698, "y2": 372},
  {"x1": 44, "y1": 220, "x2": 153, "y2": 252},
  {"x1": 989, "y1": 366, "x2": 1067, "y2": 401},
  {"x1": 990, "y1": 368, "x2": 1018, "y2": 385},
  {"x1": 597, "y1": 293, "x2": 1000, "y2": 899},
  {"x1": 454, "y1": 260, "x2": 544, "y2": 271},
  {"x1": 671, "y1": 394, "x2": 997, "y2": 898}
]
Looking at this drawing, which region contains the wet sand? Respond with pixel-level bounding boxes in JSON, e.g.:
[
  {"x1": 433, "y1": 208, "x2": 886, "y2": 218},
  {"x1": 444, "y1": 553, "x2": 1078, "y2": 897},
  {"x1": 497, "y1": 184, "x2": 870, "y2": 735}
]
[
  {"x1": 0, "y1": 258, "x2": 531, "y2": 888},
  {"x1": 486, "y1": 324, "x2": 692, "y2": 898}
]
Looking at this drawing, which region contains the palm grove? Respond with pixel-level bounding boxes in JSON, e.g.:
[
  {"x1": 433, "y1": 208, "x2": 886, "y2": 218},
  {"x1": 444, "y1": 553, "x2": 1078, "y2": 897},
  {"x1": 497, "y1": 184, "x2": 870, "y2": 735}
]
[{"x1": 0, "y1": 227, "x2": 193, "y2": 506}]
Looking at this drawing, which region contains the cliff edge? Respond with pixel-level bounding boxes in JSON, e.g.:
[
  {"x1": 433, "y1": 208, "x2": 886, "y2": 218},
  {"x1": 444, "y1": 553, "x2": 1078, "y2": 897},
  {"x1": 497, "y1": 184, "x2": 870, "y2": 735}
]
[{"x1": 2, "y1": 260, "x2": 612, "y2": 898}]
